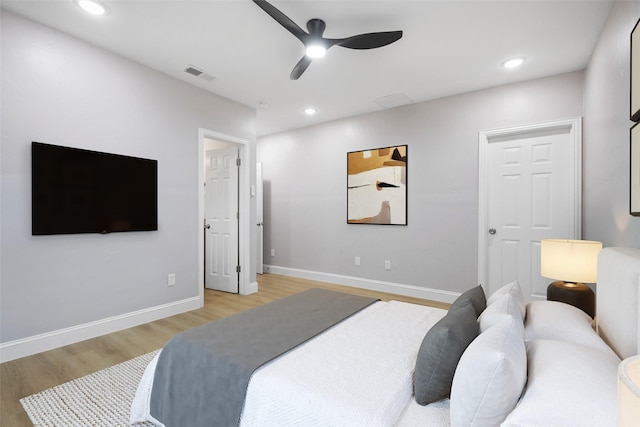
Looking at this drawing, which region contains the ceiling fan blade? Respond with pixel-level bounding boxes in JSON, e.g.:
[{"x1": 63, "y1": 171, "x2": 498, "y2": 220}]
[
  {"x1": 290, "y1": 56, "x2": 313, "y2": 80},
  {"x1": 252, "y1": 0, "x2": 308, "y2": 42},
  {"x1": 332, "y1": 31, "x2": 403, "y2": 50}
]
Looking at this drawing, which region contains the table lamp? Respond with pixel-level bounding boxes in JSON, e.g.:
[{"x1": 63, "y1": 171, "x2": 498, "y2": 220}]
[
  {"x1": 618, "y1": 355, "x2": 640, "y2": 426},
  {"x1": 540, "y1": 239, "x2": 603, "y2": 318}
]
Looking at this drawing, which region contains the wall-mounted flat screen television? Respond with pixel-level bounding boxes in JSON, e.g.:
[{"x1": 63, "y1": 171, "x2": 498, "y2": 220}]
[{"x1": 32, "y1": 142, "x2": 158, "y2": 235}]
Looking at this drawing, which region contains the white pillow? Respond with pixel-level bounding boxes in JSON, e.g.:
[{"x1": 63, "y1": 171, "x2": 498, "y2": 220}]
[
  {"x1": 450, "y1": 316, "x2": 526, "y2": 427},
  {"x1": 524, "y1": 301, "x2": 615, "y2": 355},
  {"x1": 487, "y1": 280, "x2": 525, "y2": 317},
  {"x1": 502, "y1": 339, "x2": 620, "y2": 427},
  {"x1": 478, "y1": 293, "x2": 525, "y2": 333}
]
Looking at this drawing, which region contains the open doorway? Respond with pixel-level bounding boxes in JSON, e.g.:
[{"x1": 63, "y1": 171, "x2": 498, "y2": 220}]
[{"x1": 198, "y1": 128, "x2": 254, "y2": 304}]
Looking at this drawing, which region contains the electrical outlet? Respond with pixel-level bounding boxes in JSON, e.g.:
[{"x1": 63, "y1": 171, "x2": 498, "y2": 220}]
[
  {"x1": 385, "y1": 260, "x2": 391, "y2": 270},
  {"x1": 271, "y1": 249, "x2": 275, "y2": 257},
  {"x1": 355, "y1": 256, "x2": 361, "y2": 266},
  {"x1": 168, "y1": 273, "x2": 176, "y2": 286}
]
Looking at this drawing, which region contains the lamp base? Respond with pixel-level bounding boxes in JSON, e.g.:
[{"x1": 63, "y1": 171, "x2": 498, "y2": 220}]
[{"x1": 546, "y1": 281, "x2": 595, "y2": 318}]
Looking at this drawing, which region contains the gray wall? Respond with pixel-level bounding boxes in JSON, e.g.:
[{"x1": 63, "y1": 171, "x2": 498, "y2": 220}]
[
  {"x1": 583, "y1": 0, "x2": 640, "y2": 247},
  {"x1": 0, "y1": 12, "x2": 256, "y2": 343},
  {"x1": 257, "y1": 72, "x2": 584, "y2": 294}
]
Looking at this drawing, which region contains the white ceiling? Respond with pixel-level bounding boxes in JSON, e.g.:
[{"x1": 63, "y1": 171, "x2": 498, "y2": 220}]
[{"x1": 1, "y1": 0, "x2": 614, "y2": 137}]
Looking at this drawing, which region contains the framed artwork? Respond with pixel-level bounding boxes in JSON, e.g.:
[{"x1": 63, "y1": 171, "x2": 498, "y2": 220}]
[
  {"x1": 632, "y1": 18, "x2": 640, "y2": 122},
  {"x1": 347, "y1": 145, "x2": 407, "y2": 225},
  {"x1": 632, "y1": 123, "x2": 640, "y2": 216}
]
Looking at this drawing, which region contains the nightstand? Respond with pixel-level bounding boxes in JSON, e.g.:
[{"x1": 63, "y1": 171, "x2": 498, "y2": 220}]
[{"x1": 546, "y1": 281, "x2": 595, "y2": 318}]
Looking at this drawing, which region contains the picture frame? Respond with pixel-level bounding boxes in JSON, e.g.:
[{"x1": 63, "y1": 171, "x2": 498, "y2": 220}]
[
  {"x1": 347, "y1": 145, "x2": 407, "y2": 225},
  {"x1": 632, "y1": 122, "x2": 640, "y2": 216},
  {"x1": 632, "y1": 18, "x2": 640, "y2": 122}
]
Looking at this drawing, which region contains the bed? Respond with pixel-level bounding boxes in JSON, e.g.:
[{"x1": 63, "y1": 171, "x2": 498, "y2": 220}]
[{"x1": 130, "y1": 246, "x2": 640, "y2": 427}]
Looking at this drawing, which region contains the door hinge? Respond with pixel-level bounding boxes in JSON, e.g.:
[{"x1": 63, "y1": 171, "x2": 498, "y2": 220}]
[
  {"x1": 236, "y1": 158, "x2": 241, "y2": 166},
  {"x1": 236, "y1": 265, "x2": 241, "y2": 273}
]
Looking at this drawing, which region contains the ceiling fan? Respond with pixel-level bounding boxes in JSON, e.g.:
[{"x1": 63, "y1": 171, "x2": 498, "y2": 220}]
[{"x1": 252, "y1": 0, "x2": 403, "y2": 80}]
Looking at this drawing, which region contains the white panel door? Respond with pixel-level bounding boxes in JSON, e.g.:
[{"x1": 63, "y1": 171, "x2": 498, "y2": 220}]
[
  {"x1": 205, "y1": 147, "x2": 239, "y2": 293},
  {"x1": 479, "y1": 118, "x2": 581, "y2": 301}
]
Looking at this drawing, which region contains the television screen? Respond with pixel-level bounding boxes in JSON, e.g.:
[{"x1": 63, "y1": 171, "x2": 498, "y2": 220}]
[{"x1": 32, "y1": 142, "x2": 158, "y2": 235}]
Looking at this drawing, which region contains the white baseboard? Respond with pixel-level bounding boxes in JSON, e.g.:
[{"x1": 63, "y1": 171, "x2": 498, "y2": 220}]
[
  {"x1": 0, "y1": 297, "x2": 201, "y2": 363},
  {"x1": 1, "y1": 272, "x2": 455, "y2": 363},
  {"x1": 248, "y1": 281, "x2": 259, "y2": 294},
  {"x1": 264, "y1": 265, "x2": 459, "y2": 304}
]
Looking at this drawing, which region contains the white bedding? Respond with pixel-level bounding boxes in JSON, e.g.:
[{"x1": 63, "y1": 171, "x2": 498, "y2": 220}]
[
  {"x1": 396, "y1": 398, "x2": 450, "y2": 426},
  {"x1": 131, "y1": 300, "x2": 448, "y2": 427},
  {"x1": 132, "y1": 257, "x2": 636, "y2": 427}
]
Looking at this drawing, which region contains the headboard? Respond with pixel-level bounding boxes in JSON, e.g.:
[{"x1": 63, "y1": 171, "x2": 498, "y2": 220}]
[{"x1": 597, "y1": 247, "x2": 640, "y2": 359}]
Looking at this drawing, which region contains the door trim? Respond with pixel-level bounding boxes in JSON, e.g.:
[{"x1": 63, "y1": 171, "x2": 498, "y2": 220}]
[
  {"x1": 256, "y1": 162, "x2": 264, "y2": 275},
  {"x1": 198, "y1": 128, "x2": 253, "y2": 305},
  {"x1": 477, "y1": 117, "x2": 582, "y2": 290}
]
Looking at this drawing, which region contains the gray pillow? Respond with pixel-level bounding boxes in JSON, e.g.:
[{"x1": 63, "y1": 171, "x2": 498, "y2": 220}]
[
  {"x1": 414, "y1": 301, "x2": 479, "y2": 405},
  {"x1": 450, "y1": 285, "x2": 486, "y2": 317}
]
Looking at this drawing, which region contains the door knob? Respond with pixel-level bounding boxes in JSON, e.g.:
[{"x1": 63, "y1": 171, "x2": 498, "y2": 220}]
[
  {"x1": 488, "y1": 228, "x2": 496, "y2": 235},
  {"x1": 205, "y1": 224, "x2": 211, "y2": 229}
]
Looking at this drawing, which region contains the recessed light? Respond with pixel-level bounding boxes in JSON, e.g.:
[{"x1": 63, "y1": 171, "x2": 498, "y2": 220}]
[
  {"x1": 304, "y1": 107, "x2": 317, "y2": 116},
  {"x1": 503, "y1": 58, "x2": 525, "y2": 69},
  {"x1": 75, "y1": 0, "x2": 108, "y2": 16}
]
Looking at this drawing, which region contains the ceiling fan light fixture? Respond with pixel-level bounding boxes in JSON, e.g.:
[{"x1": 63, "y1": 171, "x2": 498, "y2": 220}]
[
  {"x1": 252, "y1": 0, "x2": 403, "y2": 79},
  {"x1": 503, "y1": 58, "x2": 525, "y2": 69},
  {"x1": 75, "y1": 0, "x2": 108, "y2": 15},
  {"x1": 305, "y1": 44, "x2": 326, "y2": 59}
]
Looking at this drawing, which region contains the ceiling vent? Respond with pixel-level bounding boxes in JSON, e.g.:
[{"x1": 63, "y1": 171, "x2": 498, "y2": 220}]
[
  {"x1": 184, "y1": 65, "x2": 215, "y2": 82},
  {"x1": 374, "y1": 93, "x2": 414, "y2": 109}
]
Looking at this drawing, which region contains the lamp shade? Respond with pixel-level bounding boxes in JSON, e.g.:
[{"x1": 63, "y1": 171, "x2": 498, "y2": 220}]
[
  {"x1": 618, "y1": 355, "x2": 640, "y2": 426},
  {"x1": 540, "y1": 239, "x2": 602, "y2": 283}
]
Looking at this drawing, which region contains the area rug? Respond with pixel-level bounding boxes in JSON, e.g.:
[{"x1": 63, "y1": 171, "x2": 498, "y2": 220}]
[{"x1": 20, "y1": 350, "x2": 159, "y2": 427}]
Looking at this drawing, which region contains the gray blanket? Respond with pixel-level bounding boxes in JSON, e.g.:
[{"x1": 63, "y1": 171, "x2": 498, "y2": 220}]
[{"x1": 149, "y1": 288, "x2": 379, "y2": 427}]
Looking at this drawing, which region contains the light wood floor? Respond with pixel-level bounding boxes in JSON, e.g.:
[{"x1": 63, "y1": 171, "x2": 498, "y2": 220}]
[{"x1": 0, "y1": 274, "x2": 449, "y2": 427}]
